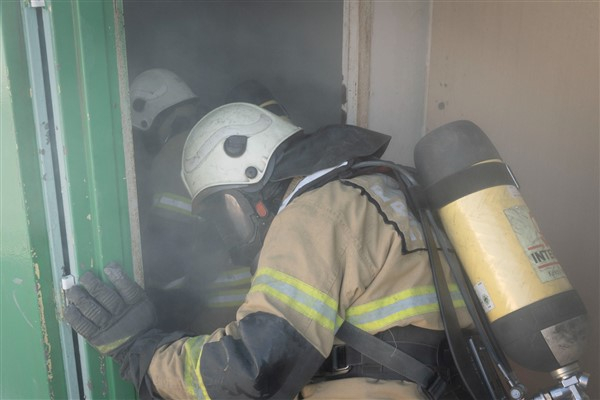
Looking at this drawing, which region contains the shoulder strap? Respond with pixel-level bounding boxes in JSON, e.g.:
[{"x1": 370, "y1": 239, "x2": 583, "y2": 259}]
[
  {"x1": 336, "y1": 321, "x2": 447, "y2": 400},
  {"x1": 417, "y1": 208, "x2": 492, "y2": 400}
]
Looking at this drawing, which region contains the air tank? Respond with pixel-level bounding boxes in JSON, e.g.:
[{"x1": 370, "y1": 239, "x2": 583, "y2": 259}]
[{"x1": 414, "y1": 120, "x2": 588, "y2": 374}]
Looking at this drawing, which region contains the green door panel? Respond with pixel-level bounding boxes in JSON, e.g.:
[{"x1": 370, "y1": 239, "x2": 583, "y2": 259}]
[
  {"x1": 1, "y1": 2, "x2": 69, "y2": 399},
  {"x1": 2, "y1": 0, "x2": 137, "y2": 398}
]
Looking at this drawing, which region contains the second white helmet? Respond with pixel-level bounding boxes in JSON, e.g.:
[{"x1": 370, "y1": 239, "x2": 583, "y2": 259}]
[
  {"x1": 130, "y1": 69, "x2": 198, "y2": 131},
  {"x1": 181, "y1": 102, "x2": 302, "y2": 207}
]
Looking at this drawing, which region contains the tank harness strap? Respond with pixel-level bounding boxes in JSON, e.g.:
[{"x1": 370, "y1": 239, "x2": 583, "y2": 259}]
[
  {"x1": 331, "y1": 322, "x2": 448, "y2": 400},
  {"x1": 422, "y1": 161, "x2": 518, "y2": 209}
]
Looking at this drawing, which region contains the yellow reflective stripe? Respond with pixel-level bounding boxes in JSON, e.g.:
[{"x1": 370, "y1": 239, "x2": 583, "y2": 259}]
[
  {"x1": 250, "y1": 267, "x2": 338, "y2": 331},
  {"x1": 183, "y1": 335, "x2": 210, "y2": 399},
  {"x1": 335, "y1": 315, "x2": 344, "y2": 332},
  {"x1": 349, "y1": 299, "x2": 466, "y2": 333},
  {"x1": 155, "y1": 192, "x2": 192, "y2": 205},
  {"x1": 96, "y1": 335, "x2": 132, "y2": 354},
  {"x1": 346, "y1": 284, "x2": 465, "y2": 332},
  {"x1": 210, "y1": 267, "x2": 252, "y2": 289},
  {"x1": 153, "y1": 192, "x2": 193, "y2": 216}
]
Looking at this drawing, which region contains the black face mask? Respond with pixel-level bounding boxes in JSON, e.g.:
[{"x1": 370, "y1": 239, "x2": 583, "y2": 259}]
[{"x1": 197, "y1": 189, "x2": 274, "y2": 269}]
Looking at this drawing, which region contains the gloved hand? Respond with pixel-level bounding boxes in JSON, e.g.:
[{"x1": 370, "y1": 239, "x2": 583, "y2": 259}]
[{"x1": 64, "y1": 262, "x2": 157, "y2": 358}]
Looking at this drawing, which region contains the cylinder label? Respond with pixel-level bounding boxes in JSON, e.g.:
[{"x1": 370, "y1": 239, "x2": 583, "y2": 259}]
[
  {"x1": 504, "y1": 206, "x2": 565, "y2": 283},
  {"x1": 474, "y1": 281, "x2": 495, "y2": 313}
]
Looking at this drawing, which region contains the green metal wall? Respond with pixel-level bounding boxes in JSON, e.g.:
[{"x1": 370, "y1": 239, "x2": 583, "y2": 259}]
[{"x1": 1, "y1": 1, "x2": 136, "y2": 398}]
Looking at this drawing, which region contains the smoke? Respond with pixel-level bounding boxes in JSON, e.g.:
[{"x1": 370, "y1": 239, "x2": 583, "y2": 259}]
[
  {"x1": 122, "y1": 0, "x2": 345, "y2": 332},
  {"x1": 123, "y1": 0, "x2": 344, "y2": 132}
]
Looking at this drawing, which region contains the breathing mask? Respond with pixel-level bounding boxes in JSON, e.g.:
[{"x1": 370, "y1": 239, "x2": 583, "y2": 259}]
[{"x1": 196, "y1": 189, "x2": 274, "y2": 267}]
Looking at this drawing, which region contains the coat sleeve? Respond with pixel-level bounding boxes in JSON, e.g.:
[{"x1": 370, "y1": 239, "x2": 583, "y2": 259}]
[{"x1": 148, "y1": 311, "x2": 326, "y2": 399}]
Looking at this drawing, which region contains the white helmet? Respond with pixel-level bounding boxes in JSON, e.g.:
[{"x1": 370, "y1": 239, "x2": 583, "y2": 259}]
[
  {"x1": 181, "y1": 102, "x2": 302, "y2": 207},
  {"x1": 130, "y1": 69, "x2": 198, "y2": 131}
]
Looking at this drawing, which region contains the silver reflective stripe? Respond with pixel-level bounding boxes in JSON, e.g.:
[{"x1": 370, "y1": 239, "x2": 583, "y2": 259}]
[
  {"x1": 346, "y1": 285, "x2": 465, "y2": 332},
  {"x1": 207, "y1": 288, "x2": 248, "y2": 308},
  {"x1": 250, "y1": 267, "x2": 338, "y2": 331}
]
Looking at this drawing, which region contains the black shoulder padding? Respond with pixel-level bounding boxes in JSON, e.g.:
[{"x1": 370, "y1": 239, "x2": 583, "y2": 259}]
[{"x1": 271, "y1": 124, "x2": 391, "y2": 181}]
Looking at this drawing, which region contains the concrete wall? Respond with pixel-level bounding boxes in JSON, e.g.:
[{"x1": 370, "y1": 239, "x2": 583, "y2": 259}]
[
  {"x1": 367, "y1": 1, "x2": 431, "y2": 166},
  {"x1": 425, "y1": 2, "x2": 599, "y2": 397}
]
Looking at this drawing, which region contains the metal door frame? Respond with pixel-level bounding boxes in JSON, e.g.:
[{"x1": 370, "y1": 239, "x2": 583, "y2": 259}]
[{"x1": 342, "y1": 0, "x2": 372, "y2": 128}]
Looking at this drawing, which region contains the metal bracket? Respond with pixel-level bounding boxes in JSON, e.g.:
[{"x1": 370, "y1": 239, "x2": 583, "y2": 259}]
[{"x1": 27, "y1": 0, "x2": 46, "y2": 8}]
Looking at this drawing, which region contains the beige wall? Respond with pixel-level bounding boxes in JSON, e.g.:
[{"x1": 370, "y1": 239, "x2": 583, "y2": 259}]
[
  {"x1": 426, "y1": 2, "x2": 599, "y2": 397},
  {"x1": 368, "y1": 1, "x2": 432, "y2": 165}
]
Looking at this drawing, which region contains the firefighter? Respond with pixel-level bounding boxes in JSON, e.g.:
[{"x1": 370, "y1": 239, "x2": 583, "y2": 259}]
[
  {"x1": 129, "y1": 68, "x2": 208, "y2": 216},
  {"x1": 64, "y1": 102, "x2": 473, "y2": 399},
  {"x1": 129, "y1": 68, "x2": 216, "y2": 332},
  {"x1": 140, "y1": 78, "x2": 291, "y2": 334}
]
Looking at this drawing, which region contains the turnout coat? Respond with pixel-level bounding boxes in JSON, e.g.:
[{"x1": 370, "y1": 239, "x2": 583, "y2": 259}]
[{"x1": 146, "y1": 172, "x2": 472, "y2": 399}]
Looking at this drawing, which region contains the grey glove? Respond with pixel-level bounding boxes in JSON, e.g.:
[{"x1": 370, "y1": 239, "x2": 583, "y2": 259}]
[
  {"x1": 64, "y1": 262, "x2": 190, "y2": 398},
  {"x1": 64, "y1": 262, "x2": 156, "y2": 357}
]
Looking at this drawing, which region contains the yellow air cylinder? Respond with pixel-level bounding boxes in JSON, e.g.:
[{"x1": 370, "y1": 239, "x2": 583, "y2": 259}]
[{"x1": 414, "y1": 121, "x2": 587, "y2": 373}]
